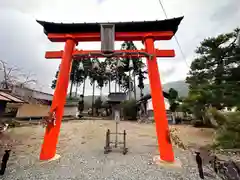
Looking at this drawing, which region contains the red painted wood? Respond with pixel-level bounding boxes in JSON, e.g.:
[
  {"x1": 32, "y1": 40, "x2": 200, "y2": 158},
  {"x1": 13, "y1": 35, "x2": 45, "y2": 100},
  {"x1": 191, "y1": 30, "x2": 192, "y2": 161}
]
[
  {"x1": 45, "y1": 49, "x2": 175, "y2": 59},
  {"x1": 40, "y1": 39, "x2": 76, "y2": 160},
  {"x1": 47, "y1": 31, "x2": 174, "y2": 42},
  {"x1": 40, "y1": 28, "x2": 176, "y2": 162},
  {"x1": 144, "y1": 37, "x2": 175, "y2": 162}
]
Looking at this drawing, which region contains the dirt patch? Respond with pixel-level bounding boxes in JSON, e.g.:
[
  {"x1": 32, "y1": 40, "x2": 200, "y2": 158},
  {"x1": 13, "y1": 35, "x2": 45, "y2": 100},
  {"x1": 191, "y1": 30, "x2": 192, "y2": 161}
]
[
  {"x1": 169, "y1": 125, "x2": 220, "y2": 166},
  {"x1": 0, "y1": 120, "x2": 156, "y2": 159},
  {"x1": 170, "y1": 125, "x2": 215, "y2": 149}
]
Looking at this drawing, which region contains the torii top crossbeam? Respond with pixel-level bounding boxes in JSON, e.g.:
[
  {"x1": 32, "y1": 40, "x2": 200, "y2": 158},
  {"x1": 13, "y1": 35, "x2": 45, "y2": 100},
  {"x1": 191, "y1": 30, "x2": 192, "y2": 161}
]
[
  {"x1": 37, "y1": 17, "x2": 183, "y2": 163},
  {"x1": 37, "y1": 17, "x2": 183, "y2": 42}
]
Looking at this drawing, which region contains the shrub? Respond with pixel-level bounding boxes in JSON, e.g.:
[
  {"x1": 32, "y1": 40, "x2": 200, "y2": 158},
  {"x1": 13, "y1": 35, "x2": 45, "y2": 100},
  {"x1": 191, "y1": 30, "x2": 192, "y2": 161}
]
[
  {"x1": 121, "y1": 100, "x2": 138, "y2": 121},
  {"x1": 191, "y1": 106, "x2": 213, "y2": 127},
  {"x1": 208, "y1": 108, "x2": 227, "y2": 126},
  {"x1": 214, "y1": 111, "x2": 240, "y2": 149},
  {"x1": 93, "y1": 97, "x2": 103, "y2": 116},
  {"x1": 192, "y1": 119, "x2": 205, "y2": 127},
  {"x1": 93, "y1": 97, "x2": 102, "y2": 109}
]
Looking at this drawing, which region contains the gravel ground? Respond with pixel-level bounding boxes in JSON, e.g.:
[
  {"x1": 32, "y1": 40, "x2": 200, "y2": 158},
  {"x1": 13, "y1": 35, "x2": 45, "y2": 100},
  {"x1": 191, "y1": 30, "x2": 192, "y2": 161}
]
[{"x1": 0, "y1": 120, "x2": 220, "y2": 180}]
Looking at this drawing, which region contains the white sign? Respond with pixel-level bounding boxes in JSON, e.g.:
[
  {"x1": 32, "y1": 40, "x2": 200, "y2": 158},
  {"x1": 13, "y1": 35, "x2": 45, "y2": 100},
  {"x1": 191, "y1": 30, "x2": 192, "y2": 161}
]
[{"x1": 114, "y1": 110, "x2": 120, "y2": 123}]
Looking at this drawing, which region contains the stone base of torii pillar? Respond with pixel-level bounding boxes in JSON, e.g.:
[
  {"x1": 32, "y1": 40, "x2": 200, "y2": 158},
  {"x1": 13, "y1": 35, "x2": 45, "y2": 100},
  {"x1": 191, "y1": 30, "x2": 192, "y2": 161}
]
[{"x1": 153, "y1": 155, "x2": 182, "y2": 169}]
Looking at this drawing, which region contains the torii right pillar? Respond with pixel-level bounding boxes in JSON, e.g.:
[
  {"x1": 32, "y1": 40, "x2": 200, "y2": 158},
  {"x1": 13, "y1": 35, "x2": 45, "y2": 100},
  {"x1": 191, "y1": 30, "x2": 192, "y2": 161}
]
[{"x1": 144, "y1": 35, "x2": 174, "y2": 162}]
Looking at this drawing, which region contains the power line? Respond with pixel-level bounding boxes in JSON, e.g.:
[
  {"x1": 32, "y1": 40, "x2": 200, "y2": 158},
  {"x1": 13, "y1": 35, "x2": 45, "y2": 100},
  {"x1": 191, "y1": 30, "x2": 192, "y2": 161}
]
[
  {"x1": 174, "y1": 36, "x2": 189, "y2": 66},
  {"x1": 157, "y1": 0, "x2": 190, "y2": 68},
  {"x1": 158, "y1": 0, "x2": 168, "y2": 19}
]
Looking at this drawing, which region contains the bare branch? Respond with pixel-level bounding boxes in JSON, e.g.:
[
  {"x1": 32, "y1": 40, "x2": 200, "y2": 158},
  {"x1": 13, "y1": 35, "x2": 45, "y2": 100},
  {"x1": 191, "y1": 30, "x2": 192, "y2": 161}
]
[
  {"x1": 6, "y1": 67, "x2": 20, "y2": 77},
  {"x1": 0, "y1": 60, "x2": 37, "y2": 89},
  {"x1": 17, "y1": 71, "x2": 38, "y2": 87},
  {"x1": 21, "y1": 79, "x2": 37, "y2": 85}
]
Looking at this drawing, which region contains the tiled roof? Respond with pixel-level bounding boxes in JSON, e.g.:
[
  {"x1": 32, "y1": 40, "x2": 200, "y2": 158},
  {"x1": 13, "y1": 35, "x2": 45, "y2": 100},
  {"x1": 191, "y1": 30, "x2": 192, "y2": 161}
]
[
  {"x1": 0, "y1": 91, "x2": 25, "y2": 103},
  {"x1": 0, "y1": 95, "x2": 11, "y2": 101}
]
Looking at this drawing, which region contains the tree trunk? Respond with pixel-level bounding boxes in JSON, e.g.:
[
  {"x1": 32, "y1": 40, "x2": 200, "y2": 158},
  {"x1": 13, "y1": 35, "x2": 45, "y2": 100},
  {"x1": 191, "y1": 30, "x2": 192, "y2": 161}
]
[
  {"x1": 128, "y1": 70, "x2": 131, "y2": 100},
  {"x1": 133, "y1": 71, "x2": 136, "y2": 100},
  {"x1": 82, "y1": 79, "x2": 86, "y2": 97},
  {"x1": 75, "y1": 82, "x2": 78, "y2": 97},
  {"x1": 140, "y1": 88, "x2": 143, "y2": 97},
  {"x1": 109, "y1": 77, "x2": 111, "y2": 94},
  {"x1": 100, "y1": 87, "x2": 103, "y2": 100},
  {"x1": 3, "y1": 63, "x2": 8, "y2": 89},
  {"x1": 115, "y1": 80, "x2": 117, "y2": 92},
  {"x1": 92, "y1": 80, "x2": 95, "y2": 116},
  {"x1": 69, "y1": 80, "x2": 73, "y2": 98},
  {"x1": 118, "y1": 83, "x2": 120, "y2": 92},
  {"x1": 172, "y1": 112, "x2": 176, "y2": 124}
]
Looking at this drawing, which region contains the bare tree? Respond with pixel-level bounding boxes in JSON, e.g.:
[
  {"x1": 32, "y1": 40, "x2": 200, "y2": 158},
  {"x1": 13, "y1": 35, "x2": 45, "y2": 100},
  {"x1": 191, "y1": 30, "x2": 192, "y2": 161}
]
[
  {"x1": 0, "y1": 60, "x2": 19, "y2": 89},
  {"x1": 17, "y1": 71, "x2": 37, "y2": 88},
  {"x1": 0, "y1": 60, "x2": 37, "y2": 89}
]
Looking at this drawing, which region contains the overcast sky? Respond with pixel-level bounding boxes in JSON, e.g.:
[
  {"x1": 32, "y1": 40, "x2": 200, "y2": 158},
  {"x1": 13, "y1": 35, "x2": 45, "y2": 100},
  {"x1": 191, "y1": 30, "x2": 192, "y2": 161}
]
[{"x1": 0, "y1": 0, "x2": 239, "y2": 95}]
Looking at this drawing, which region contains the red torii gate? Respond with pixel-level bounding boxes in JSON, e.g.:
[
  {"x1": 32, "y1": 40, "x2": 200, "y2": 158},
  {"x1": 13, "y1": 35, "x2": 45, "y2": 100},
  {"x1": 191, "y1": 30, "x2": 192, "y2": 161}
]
[{"x1": 37, "y1": 17, "x2": 183, "y2": 163}]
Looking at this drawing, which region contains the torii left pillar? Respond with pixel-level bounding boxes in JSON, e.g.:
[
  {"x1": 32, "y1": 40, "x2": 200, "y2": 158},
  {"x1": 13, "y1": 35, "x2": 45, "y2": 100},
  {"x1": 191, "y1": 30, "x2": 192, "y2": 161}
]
[{"x1": 40, "y1": 37, "x2": 76, "y2": 160}]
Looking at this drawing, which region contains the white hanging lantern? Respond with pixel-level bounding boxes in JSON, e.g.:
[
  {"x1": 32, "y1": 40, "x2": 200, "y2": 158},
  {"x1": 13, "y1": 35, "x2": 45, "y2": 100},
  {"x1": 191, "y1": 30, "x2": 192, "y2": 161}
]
[
  {"x1": 129, "y1": 59, "x2": 134, "y2": 69},
  {"x1": 79, "y1": 61, "x2": 84, "y2": 71},
  {"x1": 117, "y1": 59, "x2": 124, "y2": 68},
  {"x1": 92, "y1": 59, "x2": 99, "y2": 70},
  {"x1": 105, "y1": 64, "x2": 111, "y2": 73}
]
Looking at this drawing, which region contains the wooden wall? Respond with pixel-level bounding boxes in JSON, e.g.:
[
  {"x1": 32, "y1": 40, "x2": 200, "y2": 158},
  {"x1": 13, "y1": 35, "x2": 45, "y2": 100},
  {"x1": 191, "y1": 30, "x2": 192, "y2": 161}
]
[{"x1": 16, "y1": 104, "x2": 77, "y2": 118}]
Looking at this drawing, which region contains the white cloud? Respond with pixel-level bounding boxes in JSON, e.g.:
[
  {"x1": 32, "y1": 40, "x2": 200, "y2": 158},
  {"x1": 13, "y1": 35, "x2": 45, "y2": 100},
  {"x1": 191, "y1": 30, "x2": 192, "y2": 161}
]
[{"x1": 0, "y1": 0, "x2": 239, "y2": 95}]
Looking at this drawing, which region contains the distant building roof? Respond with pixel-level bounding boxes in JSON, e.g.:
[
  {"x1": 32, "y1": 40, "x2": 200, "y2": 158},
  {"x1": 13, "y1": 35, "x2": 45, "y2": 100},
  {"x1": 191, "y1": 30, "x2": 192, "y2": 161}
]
[
  {"x1": 10, "y1": 84, "x2": 53, "y2": 102},
  {"x1": 13, "y1": 84, "x2": 53, "y2": 96},
  {"x1": 0, "y1": 95, "x2": 11, "y2": 101},
  {"x1": 37, "y1": 17, "x2": 183, "y2": 35},
  {"x1": 0, "y1": 91, "x2": 25, "y2": 103}
]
